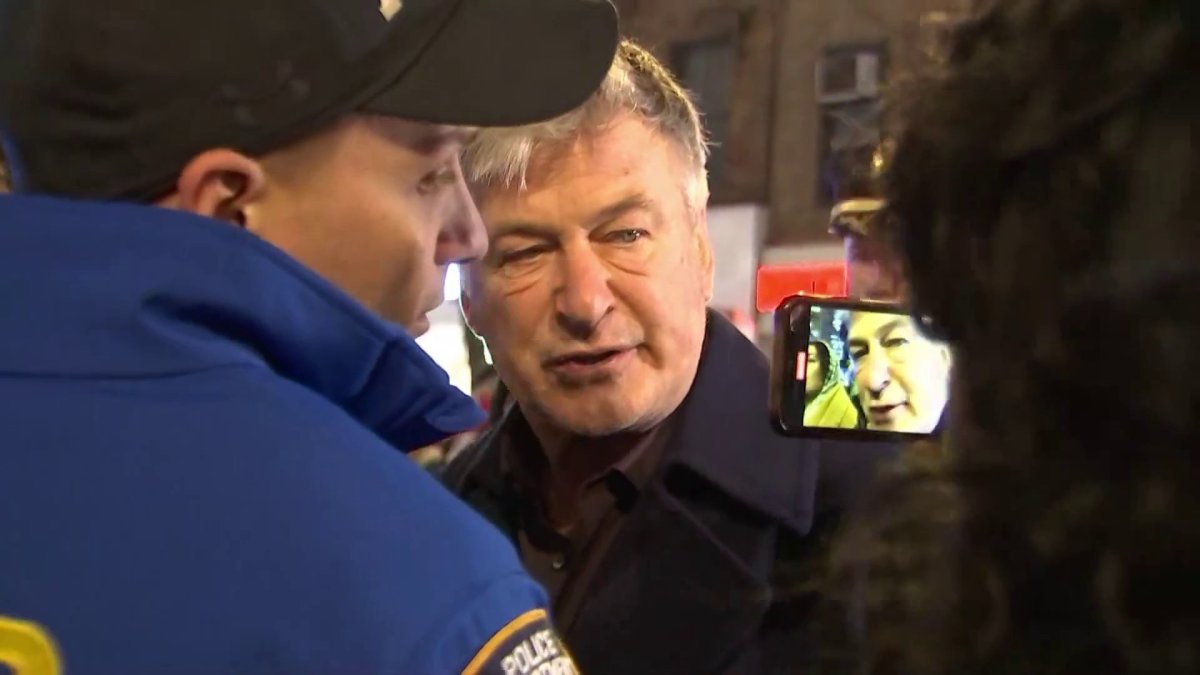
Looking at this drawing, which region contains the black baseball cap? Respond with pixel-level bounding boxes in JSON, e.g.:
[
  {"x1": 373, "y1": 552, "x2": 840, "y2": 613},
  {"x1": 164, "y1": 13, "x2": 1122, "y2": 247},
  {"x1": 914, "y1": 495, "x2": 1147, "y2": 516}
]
[{"x1": 0, "y1": 0, "x2": 618, "y2": 201}]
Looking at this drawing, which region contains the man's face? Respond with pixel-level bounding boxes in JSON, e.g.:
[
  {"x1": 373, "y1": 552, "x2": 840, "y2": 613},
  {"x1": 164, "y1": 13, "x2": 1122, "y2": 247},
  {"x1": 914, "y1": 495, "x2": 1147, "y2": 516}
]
[
  {"x1": 464, "y1": 114, "x2": 713, "y2": 437},
  {"x1": 251, "y1": 116, "x2": 485, "y2": 336},
  {"x1": 848, "y1": 311, "x2": 951, "y2": 433}
]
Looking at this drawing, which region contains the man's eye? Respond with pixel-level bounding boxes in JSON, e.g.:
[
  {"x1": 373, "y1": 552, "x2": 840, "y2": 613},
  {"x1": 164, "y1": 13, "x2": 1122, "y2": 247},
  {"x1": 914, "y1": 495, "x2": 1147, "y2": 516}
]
[
  {"x1": 498, "y1": 246, "x2": 548, "y2": 266},
  {"x1": 417, "y1": 167, "x2": 456, "y2": 194},
  {"x1": 850, "y1": 348, "x2": 867, "y2": 361},
  {"x1": 604, "y1": 229, "x2": 647, "y2": 245},
  {"x1": 883, "y1": 337, "x2": 910, "y2": 349}
]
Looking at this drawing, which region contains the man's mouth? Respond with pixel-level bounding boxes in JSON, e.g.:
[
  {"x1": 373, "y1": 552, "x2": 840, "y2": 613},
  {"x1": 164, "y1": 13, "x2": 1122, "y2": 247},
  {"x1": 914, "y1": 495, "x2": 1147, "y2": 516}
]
[
  {"x1": 868, "y1": 403, "x2": 905, "y2": 426},
  {"x1": 410, "y1": 296, "x2": 445, "y2": 333},
  {"x1": 544, "y1": 347, "x2": 635, "y2": 375}
]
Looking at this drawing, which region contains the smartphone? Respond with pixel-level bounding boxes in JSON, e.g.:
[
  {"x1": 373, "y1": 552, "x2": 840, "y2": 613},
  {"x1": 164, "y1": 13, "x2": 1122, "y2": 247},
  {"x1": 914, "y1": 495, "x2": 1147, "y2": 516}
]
[{"x1": 769, "y1": 295, "x2": 952, "y2": 441}]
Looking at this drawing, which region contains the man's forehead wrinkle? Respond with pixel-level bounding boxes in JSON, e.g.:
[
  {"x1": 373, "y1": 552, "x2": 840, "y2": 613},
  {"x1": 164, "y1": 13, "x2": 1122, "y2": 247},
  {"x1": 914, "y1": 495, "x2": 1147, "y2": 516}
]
[
  {"x1": 588, "y1": 193, "x2": 655, "y2": 227},
  {"x1": 849, "y1": 314, "x2": 902, "y2": 336},
  {"x1": 488, "y1": 220, "x2": 561, "y2": 242},
  {"x1": 522, "y1": 122, "x2": 645, "y2": 188}
]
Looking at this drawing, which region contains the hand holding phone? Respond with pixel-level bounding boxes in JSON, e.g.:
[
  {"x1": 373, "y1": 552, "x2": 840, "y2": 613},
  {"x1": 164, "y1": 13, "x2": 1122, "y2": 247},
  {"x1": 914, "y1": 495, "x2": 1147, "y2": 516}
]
[{"x1": 770, "y1": 295, "x2": 952, "y2": 440}]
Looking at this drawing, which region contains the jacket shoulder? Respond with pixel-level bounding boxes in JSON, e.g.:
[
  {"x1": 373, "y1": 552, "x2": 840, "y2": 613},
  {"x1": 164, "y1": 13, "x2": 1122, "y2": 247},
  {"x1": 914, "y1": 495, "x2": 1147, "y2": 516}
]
[
  {"x1": 192, "y1": 373, "x2": 561, "y2": 671},
  {"x1": 0, "y1": 369, "x2": 550, "y2": 673}
]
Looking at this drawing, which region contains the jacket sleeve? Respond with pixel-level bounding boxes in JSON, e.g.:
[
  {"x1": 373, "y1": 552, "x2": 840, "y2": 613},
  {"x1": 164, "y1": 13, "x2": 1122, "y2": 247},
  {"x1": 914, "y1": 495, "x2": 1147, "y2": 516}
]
[{"x1": 404, "y1": 572, "x2": 578, "y2": 675}]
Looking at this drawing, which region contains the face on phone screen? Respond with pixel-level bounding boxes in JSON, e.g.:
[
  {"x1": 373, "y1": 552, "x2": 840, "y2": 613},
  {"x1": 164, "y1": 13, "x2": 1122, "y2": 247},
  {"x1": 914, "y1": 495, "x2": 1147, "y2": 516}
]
[{"x1": 772, "y1": 297, "x2": 953, "y2": 439}]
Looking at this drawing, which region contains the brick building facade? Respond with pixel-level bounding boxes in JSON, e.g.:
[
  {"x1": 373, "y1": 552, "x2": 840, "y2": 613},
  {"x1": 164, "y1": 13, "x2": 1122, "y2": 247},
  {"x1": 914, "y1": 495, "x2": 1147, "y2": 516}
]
[{"x1": 613, "y1": 0, "x2": 951, "y2": 246}]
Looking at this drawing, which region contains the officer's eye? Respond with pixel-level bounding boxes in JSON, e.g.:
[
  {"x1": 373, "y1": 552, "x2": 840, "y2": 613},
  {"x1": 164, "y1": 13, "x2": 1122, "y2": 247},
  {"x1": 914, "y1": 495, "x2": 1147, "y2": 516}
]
[{"x1": 418, "y1": 166, "x2": 456, "y2": 195}]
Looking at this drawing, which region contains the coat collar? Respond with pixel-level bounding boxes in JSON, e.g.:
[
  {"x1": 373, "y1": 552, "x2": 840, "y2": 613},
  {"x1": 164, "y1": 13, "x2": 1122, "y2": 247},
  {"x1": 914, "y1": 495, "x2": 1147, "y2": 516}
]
[
  {"x1": 446, "y1": 311, "x2": 825, "y2": 673},
  {"x1": 662, "y1": 310, "x2": 819, "y2": 536},
  {"x1": 0, "y1": 195, "x2": 484, "y2": 450},
  {"x1": 563, "y1": 313, "x2": 820, "y2": 673}
]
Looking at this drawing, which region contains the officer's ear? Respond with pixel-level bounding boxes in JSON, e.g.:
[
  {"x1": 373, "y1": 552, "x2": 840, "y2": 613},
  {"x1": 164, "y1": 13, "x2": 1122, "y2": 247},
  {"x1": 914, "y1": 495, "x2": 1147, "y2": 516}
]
[{"x1": 162, "y1": 149, "x2": 267, "y2": 227}]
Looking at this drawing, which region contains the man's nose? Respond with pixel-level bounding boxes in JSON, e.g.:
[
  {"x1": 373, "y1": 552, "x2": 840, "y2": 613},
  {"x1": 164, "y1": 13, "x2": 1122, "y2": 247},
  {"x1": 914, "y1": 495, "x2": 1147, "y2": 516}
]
[
  {"x1": 436, "y1": 173, "x2": 488, "y2": 264},
  {"x1": 860, "y1": 354, "x2": 891, "y2": 396},
  {"x1": 554, "y1": 245, "x2": 615, "y2": 338}
]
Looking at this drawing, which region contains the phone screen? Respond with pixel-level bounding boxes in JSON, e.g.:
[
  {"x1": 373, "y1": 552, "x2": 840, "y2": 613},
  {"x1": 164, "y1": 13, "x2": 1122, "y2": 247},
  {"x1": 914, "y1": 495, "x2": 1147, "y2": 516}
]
[{"x1": 770, "y1": 296, "x2": 952, "y2": 440}]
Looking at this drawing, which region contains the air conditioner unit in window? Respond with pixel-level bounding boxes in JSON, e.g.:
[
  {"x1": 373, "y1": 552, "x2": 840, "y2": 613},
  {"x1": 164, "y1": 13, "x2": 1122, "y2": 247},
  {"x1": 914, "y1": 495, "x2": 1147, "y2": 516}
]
[{"x1": 816, "y1": 50, "x2": 881, "y2": 105}]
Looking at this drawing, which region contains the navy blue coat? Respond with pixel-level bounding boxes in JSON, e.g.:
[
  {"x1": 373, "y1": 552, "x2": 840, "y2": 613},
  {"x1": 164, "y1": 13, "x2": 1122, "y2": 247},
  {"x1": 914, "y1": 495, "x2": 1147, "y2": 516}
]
[{"x1": 445, "y1": 312, "x2": 901, "y2": 674}]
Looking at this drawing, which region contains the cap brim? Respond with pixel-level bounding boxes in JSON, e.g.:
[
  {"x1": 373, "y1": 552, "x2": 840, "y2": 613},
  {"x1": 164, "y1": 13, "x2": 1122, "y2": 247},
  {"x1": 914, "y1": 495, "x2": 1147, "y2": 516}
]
[{"x1": 364, "y1": 0, "x2": 618, "y2": 127}]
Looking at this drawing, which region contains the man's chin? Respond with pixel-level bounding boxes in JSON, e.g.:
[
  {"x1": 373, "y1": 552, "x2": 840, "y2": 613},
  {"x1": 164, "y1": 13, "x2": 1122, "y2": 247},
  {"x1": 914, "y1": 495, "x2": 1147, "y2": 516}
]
[
  {"x1": 870, "y1": 416, "x2": 937, "y2": 434},
  {"x1": 408, "y1": 313, "x2": 431, "y2": 338},
  {"x1": 543, "y1": 398, "x2": 669, "y2": 438}
]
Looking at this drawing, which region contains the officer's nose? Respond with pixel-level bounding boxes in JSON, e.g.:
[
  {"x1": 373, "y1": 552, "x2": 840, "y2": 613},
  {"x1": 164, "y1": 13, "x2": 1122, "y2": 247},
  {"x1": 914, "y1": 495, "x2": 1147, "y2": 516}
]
[{"x1": 435, "y1": 164, "x2": 488, "y2": 266}]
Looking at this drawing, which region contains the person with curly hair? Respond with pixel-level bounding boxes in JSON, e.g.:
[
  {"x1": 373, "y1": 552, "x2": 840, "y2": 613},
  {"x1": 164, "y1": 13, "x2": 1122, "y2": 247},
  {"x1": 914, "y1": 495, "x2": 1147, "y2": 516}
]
[{"x1": 827, "y1": 0, "x2": 1200, "y2": 673}]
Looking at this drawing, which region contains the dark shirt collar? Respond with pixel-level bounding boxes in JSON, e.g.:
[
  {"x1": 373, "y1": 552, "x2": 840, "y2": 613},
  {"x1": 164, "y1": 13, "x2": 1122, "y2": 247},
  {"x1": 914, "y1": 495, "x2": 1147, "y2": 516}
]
[{"x1": 496, "y1": 405, "x2": 672, "y2": 517}]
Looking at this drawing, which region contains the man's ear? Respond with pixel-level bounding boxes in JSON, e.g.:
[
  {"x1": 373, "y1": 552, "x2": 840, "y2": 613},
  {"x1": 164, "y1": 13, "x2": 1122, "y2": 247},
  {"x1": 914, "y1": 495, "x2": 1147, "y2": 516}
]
[
  {"x1": 169, "y1": 149, "x2": 267, "y2": 227},
  {"x1": 940, "y1": 346, "x2": 954, "y2": 371}
]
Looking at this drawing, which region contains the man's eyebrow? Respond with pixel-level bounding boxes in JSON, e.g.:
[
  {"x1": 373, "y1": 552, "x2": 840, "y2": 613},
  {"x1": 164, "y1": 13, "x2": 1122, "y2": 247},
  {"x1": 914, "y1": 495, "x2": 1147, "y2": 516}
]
[
  {"x1": 411, "y1": 126, "x2": 479, "y2": 155},
  {"x1": 488, "y1": 221, "x2": 559, "y2": 244},
  {"x1": 587, "y1": 194, "x2": 655, "y2": 229},
  {"x1": 848, "y1": 316, "x2": 906, "y2": 346},
  {"x1": 875, "y1": 318, "x2": 908, "y2": 340},
  {"x1": 488, "y1": 195, "x2": 655, "y2": 244}
]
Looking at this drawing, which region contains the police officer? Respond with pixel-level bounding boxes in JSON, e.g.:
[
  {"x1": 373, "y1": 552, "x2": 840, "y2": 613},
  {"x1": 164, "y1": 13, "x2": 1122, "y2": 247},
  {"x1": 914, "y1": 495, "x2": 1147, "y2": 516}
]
[
  {"x1": 828, "y1": 143, "x2": 907, "y2": 301},
  {"x1": 0, "y1": 0, "x2": 616, "y2": 672}
]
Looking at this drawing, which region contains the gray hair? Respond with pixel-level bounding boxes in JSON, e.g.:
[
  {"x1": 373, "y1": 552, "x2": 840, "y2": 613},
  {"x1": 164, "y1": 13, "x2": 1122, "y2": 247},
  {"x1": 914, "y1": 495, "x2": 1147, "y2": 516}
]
[{"x1": 462, "y1": 40, "x2": 710, "y2": 212}]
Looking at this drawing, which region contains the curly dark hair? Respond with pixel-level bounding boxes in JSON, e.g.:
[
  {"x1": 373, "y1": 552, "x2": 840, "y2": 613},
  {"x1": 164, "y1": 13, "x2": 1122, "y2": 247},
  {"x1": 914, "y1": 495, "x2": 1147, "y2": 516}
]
[{"x1": 827, "y1": 1, "x2": 1200, "y2": 673}]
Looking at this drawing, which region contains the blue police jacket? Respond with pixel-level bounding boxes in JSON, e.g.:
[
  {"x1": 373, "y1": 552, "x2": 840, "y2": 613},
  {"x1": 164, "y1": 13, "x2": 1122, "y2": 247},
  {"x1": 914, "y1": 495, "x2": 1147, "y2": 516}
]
[{"x1": 0, "y1": 196, "x2": 572, "y2": 674}]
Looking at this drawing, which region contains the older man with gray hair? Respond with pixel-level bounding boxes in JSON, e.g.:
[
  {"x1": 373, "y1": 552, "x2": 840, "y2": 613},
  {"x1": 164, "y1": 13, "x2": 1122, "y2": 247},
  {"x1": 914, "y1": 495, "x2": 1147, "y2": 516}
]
[{"x1": 444, "y1": 40, "x2": 895, "y2": 674}]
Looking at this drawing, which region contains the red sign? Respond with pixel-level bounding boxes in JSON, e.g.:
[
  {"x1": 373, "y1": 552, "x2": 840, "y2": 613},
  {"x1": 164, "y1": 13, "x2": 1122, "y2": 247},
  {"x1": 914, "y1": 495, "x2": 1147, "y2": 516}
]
[{"x1": 756, "y1": 262, "x2": 847, "y2": 313}]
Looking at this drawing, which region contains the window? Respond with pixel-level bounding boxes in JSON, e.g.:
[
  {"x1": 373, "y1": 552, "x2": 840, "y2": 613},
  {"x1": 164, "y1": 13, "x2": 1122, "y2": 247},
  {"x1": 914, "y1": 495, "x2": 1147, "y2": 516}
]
[
  {"x1": 673, "y1": 36, "x2": 735, "y2": 186},
  {"x1": 816, "y1": 45, "x2": 886, "y2": 205},
  {"x1": 818, "y1": 99, "x2": 882, "y2": 204}
]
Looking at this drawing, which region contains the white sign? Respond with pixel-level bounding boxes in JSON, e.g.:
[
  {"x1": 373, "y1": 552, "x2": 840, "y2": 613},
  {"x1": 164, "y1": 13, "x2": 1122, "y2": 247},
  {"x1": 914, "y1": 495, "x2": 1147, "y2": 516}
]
[{"x1": 706, "y1": 203, "x2": 767, "y2": 314}]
